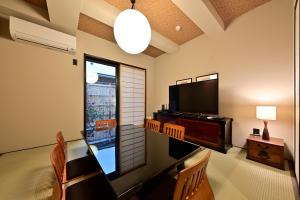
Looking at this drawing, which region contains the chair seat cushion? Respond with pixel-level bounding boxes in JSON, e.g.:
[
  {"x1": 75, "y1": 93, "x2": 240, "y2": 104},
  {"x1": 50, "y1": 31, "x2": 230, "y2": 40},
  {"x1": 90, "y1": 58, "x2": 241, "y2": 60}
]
[
  {"x1": 66, "y1": 174, "x2": 116, "y2": 200},
  {"x1": 66, "y1": 155, "x2": 100, "y2": 180},
  {"x1": 184, "y1": 148, "x2": 209, "y2": 168}
]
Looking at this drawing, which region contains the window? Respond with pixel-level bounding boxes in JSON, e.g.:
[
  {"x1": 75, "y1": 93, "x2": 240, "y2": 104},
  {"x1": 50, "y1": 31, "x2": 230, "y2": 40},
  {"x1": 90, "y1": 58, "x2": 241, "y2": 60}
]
[
  {"x1": 120, "y1": 64, "x2": 146, "y2": 126},
  {"x1": 84, "y1": 57, "x2": 118, "y2": 130},
  {"x1": 84, "y1": 56, "x2": 146, "y2": 129}
]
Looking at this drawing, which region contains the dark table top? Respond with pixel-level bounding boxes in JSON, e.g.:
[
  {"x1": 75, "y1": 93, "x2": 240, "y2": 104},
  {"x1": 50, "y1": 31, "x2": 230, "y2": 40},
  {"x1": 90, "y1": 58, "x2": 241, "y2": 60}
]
[{"x1": 81, "y1": 125, "x2": 202, "y2": 199}]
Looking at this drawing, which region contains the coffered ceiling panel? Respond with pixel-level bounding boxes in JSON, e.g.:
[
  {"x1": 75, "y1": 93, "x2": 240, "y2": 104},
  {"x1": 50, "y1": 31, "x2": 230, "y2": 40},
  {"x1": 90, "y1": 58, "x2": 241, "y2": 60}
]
[
  {"x1": 143, "y1": 45, "x2": 165, "y2": 58},
  {"x1": 104, "y1": 0, "x2": 203, "y2": 45},
  {"x1": 78, "y1": 13, "x2": 116, "y2": 42},
  {"x1": 78, "y1": 14, "x2": 165, "y2": 57},
  {"x1": 24, "y1": 0, "x2": 47, "y2": 10},
  {"x1": 23, "y1": 0, "x2": 273, "y2": 56},
  {"x1": 209, "y1": 0, "x2": 271, "y2": 27}
]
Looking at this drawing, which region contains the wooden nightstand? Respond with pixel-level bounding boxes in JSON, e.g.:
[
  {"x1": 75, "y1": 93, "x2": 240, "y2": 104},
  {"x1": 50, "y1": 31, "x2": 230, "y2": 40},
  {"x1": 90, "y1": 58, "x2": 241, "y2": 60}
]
[{"x1": 247, "y1": 135, "x2": 284, "y2": 170}]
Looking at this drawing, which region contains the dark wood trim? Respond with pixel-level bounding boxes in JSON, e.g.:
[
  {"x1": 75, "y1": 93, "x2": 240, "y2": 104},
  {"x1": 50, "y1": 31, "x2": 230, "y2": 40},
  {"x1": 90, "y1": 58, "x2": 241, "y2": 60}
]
[
  {"x1": 145, "y1": 69, "x2": 147, "y2": 118},
  {"x1": 116, "y1": 64, "x2": 120, "y2": 131},
  {"x1": 115, "y1": 65, "x2": 121, "y2": 175},
  {"x1": 83, "y1": 55, "x2": 86, "y2": 131},
  {"x1": 83, "y1": 53, "x2": 147, "y2": 71}
]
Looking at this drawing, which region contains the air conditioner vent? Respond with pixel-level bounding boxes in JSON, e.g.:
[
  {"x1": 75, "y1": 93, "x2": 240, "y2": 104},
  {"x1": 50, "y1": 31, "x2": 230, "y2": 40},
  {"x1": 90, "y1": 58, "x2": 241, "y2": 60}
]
[{"x1": 9, "y1": 16, "x2": 76, "y2": 53}]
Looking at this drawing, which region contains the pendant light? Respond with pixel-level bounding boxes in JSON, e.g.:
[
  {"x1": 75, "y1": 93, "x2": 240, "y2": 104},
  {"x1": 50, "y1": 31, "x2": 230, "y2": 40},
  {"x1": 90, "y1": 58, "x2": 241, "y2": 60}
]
[
  {"x1": 86, "y1": 71, "x2": 98, "y2": 84},
  {"x1": 113, "y1": 0, "x2": 151, "y2": 54}
]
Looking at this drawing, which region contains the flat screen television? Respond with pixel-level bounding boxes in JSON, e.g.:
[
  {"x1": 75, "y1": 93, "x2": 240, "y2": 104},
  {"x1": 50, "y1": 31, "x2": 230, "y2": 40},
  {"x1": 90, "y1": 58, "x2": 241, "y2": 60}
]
[{"x1": 169, "y1": 79, "x2": 218, "y2": 114}]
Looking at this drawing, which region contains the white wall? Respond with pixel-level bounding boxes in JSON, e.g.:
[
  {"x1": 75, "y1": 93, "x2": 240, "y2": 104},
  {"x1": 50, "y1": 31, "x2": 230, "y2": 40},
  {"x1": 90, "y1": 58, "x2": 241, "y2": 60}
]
[
  {"x1": 153, "y1": 0, "x2": 294, "y2": 159},
  {"x1": 0, "y1": 18, "x2": 155, "y2": 153}
]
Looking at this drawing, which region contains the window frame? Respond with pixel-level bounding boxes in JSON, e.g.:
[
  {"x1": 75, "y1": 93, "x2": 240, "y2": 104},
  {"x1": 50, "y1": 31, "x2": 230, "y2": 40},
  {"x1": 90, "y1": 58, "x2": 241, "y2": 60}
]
[
  {"x1": 83, "y1": 54, "x2": 147, "y2": 130},
  {"x1": 84, "y1": 54, "x2": 120, "y2": 131}
]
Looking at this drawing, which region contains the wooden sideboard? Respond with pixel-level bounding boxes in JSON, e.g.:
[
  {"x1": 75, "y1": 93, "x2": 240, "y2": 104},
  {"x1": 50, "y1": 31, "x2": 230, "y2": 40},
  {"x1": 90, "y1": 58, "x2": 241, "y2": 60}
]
[
  {"x1": 154, "y1": 112, "x2": 233, "y2": 153},
  {"x1": 247, "y1": 135, "x2": 284, "y2": 169}
]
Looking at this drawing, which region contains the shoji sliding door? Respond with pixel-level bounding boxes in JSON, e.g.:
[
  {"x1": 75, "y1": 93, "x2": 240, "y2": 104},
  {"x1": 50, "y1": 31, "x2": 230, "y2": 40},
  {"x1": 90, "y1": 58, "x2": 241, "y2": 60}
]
[{"x1": 120, "y1": 65, "x2": 146, "y2": 126}]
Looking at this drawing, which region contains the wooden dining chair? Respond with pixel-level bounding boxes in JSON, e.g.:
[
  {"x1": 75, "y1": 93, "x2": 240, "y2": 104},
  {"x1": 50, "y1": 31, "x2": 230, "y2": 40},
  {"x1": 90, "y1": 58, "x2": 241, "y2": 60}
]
[
  {"x1": 173, "y1": 150, "x2": 214, "y2": 200},
  {"x1": 163, "y1": 123, "x2": 185, "y2": 140},
  {"x1": 138, "y1": 150, "x2": 214, "y2": 200},
  {"x1": 145, "y1": 119, "x2": 161, "y2": 132},
  {"x1": 56, "y1": 131, "x2": 67, "y2": 160},
  {"x1": 50, "y1": 144, "x2": 116, "y2": 200},
  {"x1": 95, "y1": 119, "x2": 117, "y2": 129},
  {"x1": 56, "y1": 131, "x2": 100, "y2": 183}
]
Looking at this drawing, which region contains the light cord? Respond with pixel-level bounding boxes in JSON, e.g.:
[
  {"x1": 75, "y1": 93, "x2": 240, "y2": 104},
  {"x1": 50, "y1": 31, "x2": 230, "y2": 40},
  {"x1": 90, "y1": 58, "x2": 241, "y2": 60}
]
[{"x1": 131, "y1": 0, "x2": 135, "y2": 9}]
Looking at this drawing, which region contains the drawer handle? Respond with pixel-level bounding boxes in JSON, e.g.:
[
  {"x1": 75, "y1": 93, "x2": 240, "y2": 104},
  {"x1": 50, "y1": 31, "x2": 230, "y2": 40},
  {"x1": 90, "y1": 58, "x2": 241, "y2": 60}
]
[{"x1": 258, "y1": 150, "x2": 270, "y2": 160}]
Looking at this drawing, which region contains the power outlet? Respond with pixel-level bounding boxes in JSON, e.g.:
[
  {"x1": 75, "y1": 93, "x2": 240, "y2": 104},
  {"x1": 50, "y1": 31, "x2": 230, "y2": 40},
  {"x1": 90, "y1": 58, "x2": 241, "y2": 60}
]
[
  {"x1": 73, "y1": 59, "x2": 77, "y2": 66},
  {"x1": 253, "y1": 128, "x2": 260, "y2": 135}
]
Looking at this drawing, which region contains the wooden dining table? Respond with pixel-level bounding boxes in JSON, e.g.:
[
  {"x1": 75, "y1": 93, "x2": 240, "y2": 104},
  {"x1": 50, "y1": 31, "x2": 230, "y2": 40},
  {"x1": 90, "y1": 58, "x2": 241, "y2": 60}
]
[{"x1": 81, "y1": 124, "x2": 203, "y2": 200}]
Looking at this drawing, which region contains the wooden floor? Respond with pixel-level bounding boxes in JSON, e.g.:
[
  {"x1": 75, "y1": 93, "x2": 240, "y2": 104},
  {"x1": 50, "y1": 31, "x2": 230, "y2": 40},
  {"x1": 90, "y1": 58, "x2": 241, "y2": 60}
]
[{"x1": 0, "y1": 141, "x2": 298, "y2": 200}]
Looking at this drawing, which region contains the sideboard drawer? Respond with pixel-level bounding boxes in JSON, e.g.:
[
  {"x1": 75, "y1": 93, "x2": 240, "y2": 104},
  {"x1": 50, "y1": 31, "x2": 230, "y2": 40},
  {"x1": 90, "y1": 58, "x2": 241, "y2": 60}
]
[{"x1": 248, "y1": 141, "x2": 282, "y2": 163}]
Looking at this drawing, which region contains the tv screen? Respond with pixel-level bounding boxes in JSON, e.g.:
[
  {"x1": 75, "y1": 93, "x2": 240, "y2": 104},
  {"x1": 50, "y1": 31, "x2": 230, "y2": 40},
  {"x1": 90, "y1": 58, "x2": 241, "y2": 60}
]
[{"x1": 169, "y1": 79, "x2": 218, "y2": 114}]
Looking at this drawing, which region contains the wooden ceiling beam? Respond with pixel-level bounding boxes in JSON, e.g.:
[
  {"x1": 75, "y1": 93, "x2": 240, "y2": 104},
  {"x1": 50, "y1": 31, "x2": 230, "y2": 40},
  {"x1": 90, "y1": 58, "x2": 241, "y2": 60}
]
[
  {"x1": 171, "y1": 0, "x2": 225, "y2": 38},
  {"x1": 81, "y1": 0, "x2": 179, "y2": 54},
  {"x1": 46, "y1": 0, "x2": 81, "y2": 35},
  {"x1": 0, "y1": 0, "x2": 48, "y2": 22}
]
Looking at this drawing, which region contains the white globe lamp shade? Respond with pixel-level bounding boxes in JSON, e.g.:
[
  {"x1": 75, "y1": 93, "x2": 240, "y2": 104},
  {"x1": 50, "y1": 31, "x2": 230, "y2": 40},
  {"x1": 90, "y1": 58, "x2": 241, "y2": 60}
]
[
  {"x1": 114, "y1": 9, "x2": 151, "y2": 54},
  {"x1": 86, "y1": 71, "x2": 98, "y2": 84}
]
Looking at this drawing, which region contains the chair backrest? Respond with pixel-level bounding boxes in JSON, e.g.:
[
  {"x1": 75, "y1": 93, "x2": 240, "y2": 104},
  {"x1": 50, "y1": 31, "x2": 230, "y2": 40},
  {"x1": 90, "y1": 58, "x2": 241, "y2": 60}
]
[
  {"x1": 173, "y1": 150, "x2": 212, "y2": 200},
  {"x1": 50, "y1": 144, "x2": 65, "y2": 200},
  {"x1": 145, "y1": 119, "x2": 161, "y2": 132},
  {"x1": 56, "y1": 131, "x2": 65, "y2": 150},
  {"x1": 95, "y1": 119, "x2": 117, "y2": 129},
  {"x1": 56, "y1": 131, "x2": 66, "y2": 161},
  {"x1": 163, "y1": 123, "x2": 185, "y2": 140}
]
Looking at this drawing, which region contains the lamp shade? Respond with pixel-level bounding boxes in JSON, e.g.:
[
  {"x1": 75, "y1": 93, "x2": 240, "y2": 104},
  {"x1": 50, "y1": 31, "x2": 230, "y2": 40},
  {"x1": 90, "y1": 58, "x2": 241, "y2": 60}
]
[
  {"x1": 114, "y1": 9, "x2": 151, "y2": 54},
  {"x1": 256, "y1": 106, "x2": 276, "y2": 120}
]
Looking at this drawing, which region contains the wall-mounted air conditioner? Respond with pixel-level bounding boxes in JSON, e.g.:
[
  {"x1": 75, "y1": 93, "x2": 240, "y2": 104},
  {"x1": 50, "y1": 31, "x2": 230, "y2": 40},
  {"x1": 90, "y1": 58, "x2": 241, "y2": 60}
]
[{"x1": 9, "y1": 16, "x2": 76, "y2": 53}]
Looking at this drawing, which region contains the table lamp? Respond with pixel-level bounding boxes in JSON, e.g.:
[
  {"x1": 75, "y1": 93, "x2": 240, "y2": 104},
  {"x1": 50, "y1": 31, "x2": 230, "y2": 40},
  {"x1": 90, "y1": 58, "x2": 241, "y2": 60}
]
[{"x1": 256, "y1": 106, "x2": 276, "y2": 140}]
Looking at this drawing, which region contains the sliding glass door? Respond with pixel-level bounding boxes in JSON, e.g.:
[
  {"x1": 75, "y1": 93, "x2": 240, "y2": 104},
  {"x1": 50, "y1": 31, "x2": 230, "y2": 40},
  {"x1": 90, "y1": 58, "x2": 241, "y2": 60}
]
[
  {"x1": 84, "y1": 56, "x2": 119, "y2": 130},
  {"x1": 84, "y1": 56, "x2": 146, "y2": 130},
  {"x1": 83, "y1": 55, "x2": 146, "y2": 177}
]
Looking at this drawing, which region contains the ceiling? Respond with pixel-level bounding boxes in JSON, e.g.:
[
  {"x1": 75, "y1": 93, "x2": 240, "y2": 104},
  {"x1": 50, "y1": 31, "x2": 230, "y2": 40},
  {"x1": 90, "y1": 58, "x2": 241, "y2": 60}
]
[
  {"x1": 24, "y1": 0, "x2": 47, "y2": 10},
  {"x1": 21, "y1": 0, "x2": 272, "y2": 57},
  {"x1": 78, "y1": 13, "x2": 166, "y2": 57},
  {"x1": 104, "y1": 0, "x2": 203, "y2": 45},
  {"x1": 209, "y1": 0, "x2": 272, "y2": 27}
]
